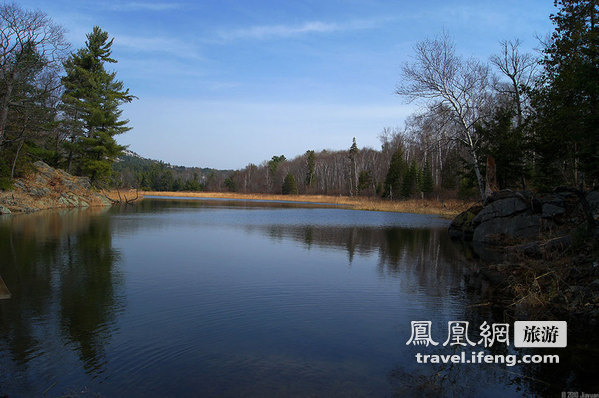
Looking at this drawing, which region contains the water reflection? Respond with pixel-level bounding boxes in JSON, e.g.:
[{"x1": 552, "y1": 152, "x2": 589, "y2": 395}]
[
  {"x1": 0, "y1": 208, "x2": 123, "y2": 393},
  {"x1": 244, "y1": 223, "x2": 468, "y2": 296},
  {"x1": 0, "y1": 200, "x2": 596, "y2": 396}
]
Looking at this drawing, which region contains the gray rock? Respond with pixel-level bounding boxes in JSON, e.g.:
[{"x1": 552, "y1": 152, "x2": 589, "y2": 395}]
[
  {"x1": 59, "y1": 193, "x2": 80, "y2": 207},
  {"x1": 0, "y1": 205, "x2": 11, "y2": 215},
  {"x1": 95, "y1": 194, "x2": 112, "y2": 206},
  {"x1": 448, "y1": 205, "x2": 483, "y2": 240},
  {"x1": 62, "y1": 179, "x2": 80, "y2": 191},
  {"x1": 35, "y1": 174, "x2": 50, "y2": 185},
  {"x1": 484, "y1": 189, "x2": 515, "y2": 203},
  {"x1": 58, "y1": 197, "x2": 71, "y2": 206},
  {"x1": 542, "y1": 203, "x2": 566, "y2": 219},
  {"x1": 540, "y1": 193, "x2": 565, "y2": 207},
  {"x1": 514, "y1": 241, "x2": 542, "y2": 258},
  {"x1": 587, "y1": 190, "x2": 599, "y2": 208},
  {"x1": 33, "y1": 161, "x2": 52, "y2": 173},
  {"x1": 472, "y1": 197, "x2": 530, "y2": 225},
  {"x1": 473, "y1": 214, "x2": 540, "y2": 244},
  {"x1": 543, "y1": 235, "x2": 572, "y2": 252},
  {"x1": 76, "y1": 177, "x2": 91, "y2": 190},
  {"x1": 29, "y1": 187, "x2": 51, "y2": 198},
  {"x1": 587, "y1": 190, "x2": 599, "y2": 221}
]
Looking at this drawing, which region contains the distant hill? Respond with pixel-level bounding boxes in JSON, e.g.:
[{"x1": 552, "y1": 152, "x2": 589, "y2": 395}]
[{"x1": 112, "y1": 150, "x2": 232, "y2": 191}]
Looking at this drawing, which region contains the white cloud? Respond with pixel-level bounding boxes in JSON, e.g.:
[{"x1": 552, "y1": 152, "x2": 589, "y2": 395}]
[
  {"x1": 217, "y1": 18, "x2": 386, "y2": 41},
  {"x1": 106, "y1": 2, "x2": 184, "y2": 11},
  {"x1": 114, "y1": 35, "x2": 203, "y2": 60}
]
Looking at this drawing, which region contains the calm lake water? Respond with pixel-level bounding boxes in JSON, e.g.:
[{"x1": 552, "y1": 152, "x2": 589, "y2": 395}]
[{"x1": 0, "y1": 198, "x2": 596, "y2": 397}]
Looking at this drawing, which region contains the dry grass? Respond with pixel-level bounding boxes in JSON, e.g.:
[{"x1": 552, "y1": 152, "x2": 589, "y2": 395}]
[{"x1": 137, "y1": 191, "x2": 474, "y2": 218}]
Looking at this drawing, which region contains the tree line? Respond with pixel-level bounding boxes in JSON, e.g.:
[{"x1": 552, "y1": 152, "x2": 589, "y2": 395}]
[
  {"x1": 112, "y1": 151, "x2": 231, "y2": 192},
  {"x1": 0, "y1": 3, "x2": 133, "y2": 188},
  {"x1": 2, "y1": 1, "x2": 597, "y2": 201},
  {"x1": 211, "y1": 0, "x2": 597, "y2": 199}
]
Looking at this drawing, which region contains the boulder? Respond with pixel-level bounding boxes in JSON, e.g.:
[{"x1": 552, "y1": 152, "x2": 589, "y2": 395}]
[
  {"x1": 473, "y1": 214, "x2": 540, "y2": 244},
  {"x1": 33, "y1": 160, "x2": 53, "y2": 173},
  {"x1": 472, "y1": 197, "x2": 530, "y2": 225},
  {"x1": 448, "y1": 205, "x2": 483, "y2": 240},
  {"x1": 450, "y1": 187, "x2": 597, "y2": 247},
  {"x1": 0, "y1": 205, "x2": 11, "y2": 215},
  {"x1": 483, "y1": 189, "x2": 515, "y2": 204},
  {"x1": 542, "y1": 203, "x2": 566, "y2": 219}
]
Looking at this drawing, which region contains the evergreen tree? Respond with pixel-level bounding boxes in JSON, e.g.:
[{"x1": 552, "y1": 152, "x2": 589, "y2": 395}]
[
  {"x1": 282, "y1": 173, "x2": 298, "y2": 195},
  {"x1": 401, "y1": 161, "x2": 418, "y2": 198},
  {"x1": 420, "y1": 161, "x2": 435, "y2": 195},
  {"x1": 383, "y1": 148, "x2": 407, "y2": 199},
  {"x1": 531, "y1": 0, "x2": 599, "y2": 187},
  {"x1": 358, "y1": 170, "x2": 373, "y2": 195},
  {"x1": 61, "y1": 26, "x2": 135, "y2": 184},
  {"x1": 305, "y1": 150, "x2": 316, "y2": 187},
  {"x1": 348, "y1": 137, "x2": 358, "y2": 196},
  {"x1": 268, "y1": 155, "x2": 286, "y2": 174},
  {"x1": 478, "y1": 106, "x2": 527, "y2": 189},
  {"x1": 224, "y1": 172, "x2": 237, "y2": 192}
]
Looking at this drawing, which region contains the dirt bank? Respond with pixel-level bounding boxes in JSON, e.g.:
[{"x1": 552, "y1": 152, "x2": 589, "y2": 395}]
[{"x1": 0, "y1": 161, "x2": 113, "y2": 214}]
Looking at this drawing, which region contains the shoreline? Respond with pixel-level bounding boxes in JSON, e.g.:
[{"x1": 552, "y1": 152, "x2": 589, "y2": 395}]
[{"x1": 139, "y1": 191, "x2": 472, "y2": 218}]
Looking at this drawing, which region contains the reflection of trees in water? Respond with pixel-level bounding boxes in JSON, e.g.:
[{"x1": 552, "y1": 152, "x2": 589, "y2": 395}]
[
  {"x1": 248, "y1": 224, "x2": 468, "y2": 297},
  {"x1": 243, "y1": 222, "x2": 599, "y2": 395},
  {"x1": 0, "y1": 209, "x2": 123, "y2": 386},
  {"x1": 58, "y1": 215, "x2": 124, "y2": 374}
]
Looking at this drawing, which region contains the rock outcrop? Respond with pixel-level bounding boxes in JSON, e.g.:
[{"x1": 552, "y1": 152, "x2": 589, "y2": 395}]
[
  {"x1": 0, "y1": 161, "x2": 112, "y2": 214},
  {"x1": 449, "y1": 188, "x2": 598, "y2": 245}
]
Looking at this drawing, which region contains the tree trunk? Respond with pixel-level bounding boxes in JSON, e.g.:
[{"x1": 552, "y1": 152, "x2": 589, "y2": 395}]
[
  {"x1": 11, "y1": 139, "x2": 24, "y2": 179},
  {"x1": 470, "y1": 148, "x2": 485, "y2": 201},
  {"x1": 0, "y1": 80, "x2": 14, "y2": 151}
]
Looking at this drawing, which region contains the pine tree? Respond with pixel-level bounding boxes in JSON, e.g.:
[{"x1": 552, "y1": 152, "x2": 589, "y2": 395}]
[
  {"x1": 420, "y1": 161, "x2": 435, "y2": 196},
  {"x1": 358, "y1": 170, "x2": 373, "y2": 195},
  {"x1": 531, "y1": 0, "x2": 599, "y2": 187},
  {"x1": 305, "y1": 150, "x2": 315, "y2": 187},
  {"x1": 61, "y1": 26, "x2": 135, "y2": 184},
  {"x1": 383, "y1": 148, "x2": 407, "y2": 199},
  {"x1": 348, "y1": 137, "x2": 358, "y2": 196},
  {"x1": 282, "y1": 173, "x2": 298, "y2": 195},
  {"x1": 401, "y1": 161, "x2": 418, "y2": 198}
]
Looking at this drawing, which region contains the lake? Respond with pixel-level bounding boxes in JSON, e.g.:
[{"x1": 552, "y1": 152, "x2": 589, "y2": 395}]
[{"x1": 0, "y1": 198, "x2": 596, "y2": 397}]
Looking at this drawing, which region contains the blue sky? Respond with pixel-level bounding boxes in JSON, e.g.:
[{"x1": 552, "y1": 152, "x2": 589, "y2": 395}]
[{"x1": 19, "y1": 0, "x2": 555, "y2": 169}]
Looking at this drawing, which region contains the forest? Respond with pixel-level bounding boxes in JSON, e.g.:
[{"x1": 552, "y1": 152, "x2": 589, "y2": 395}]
[
  {"x1": 0, "y1": 4, "x2": 133, "y2": 189},
  {"x1": 1, "y1": 1, "x2": 597, "y2": 201}
]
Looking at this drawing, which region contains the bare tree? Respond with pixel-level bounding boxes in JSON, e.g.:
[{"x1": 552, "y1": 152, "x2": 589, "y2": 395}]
[
  {"x1": 0, "y1": 3, "x2": 68, "y2": 151},
  {"x1": 396, "y1": 32, "x2": 491, "y2": 200},
  {"x1": 490, "y1": 39, "x2": 538, "y2": 126}
]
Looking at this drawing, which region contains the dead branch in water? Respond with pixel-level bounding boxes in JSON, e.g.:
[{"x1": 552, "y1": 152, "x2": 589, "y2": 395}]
[
  {"x1": 122, "y1": 189, "x2": 139, "y2": 205},
  {"x1": 102, "y1": 188, "x2": 139, "y2": 206}
]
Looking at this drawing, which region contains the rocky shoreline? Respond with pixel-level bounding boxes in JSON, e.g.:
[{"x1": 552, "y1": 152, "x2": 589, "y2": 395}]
[
  {"x1": 450, "y1": 188, "x2": 599, "y2": 323},
  {"x1": 0, "y1": 161, "x2": 112, "y2": 215}
]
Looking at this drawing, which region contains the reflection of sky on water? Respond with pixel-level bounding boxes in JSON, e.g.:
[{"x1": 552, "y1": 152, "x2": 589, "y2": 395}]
[{"x1": 0, "y1": 200, "x2": 595, "y2": 397}]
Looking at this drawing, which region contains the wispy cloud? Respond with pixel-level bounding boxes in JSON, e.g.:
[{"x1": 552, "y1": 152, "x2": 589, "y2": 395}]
[
  {"x1": 115, "y1": 34, "x2": 203, "y2": 60},
  {"x1": 106, "y1": 2, "x2": 184, "y2": 11},
  {"x1": 217, "y1": 18, "x2": 386, "y2": 41}
]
